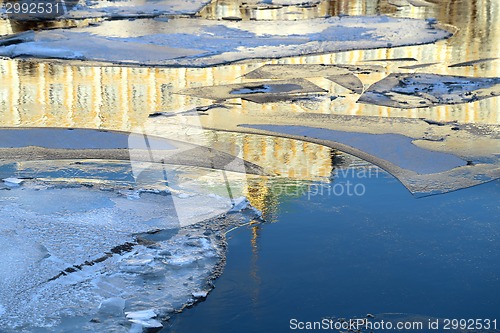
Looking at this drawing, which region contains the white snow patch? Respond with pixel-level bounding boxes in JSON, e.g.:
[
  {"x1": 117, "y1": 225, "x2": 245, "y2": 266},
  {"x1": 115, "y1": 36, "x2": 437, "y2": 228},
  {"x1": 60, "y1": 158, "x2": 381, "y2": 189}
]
[
  {"x1": 2, "y1": 177, "x2": 24, "y2": 186},
  {"x1": 126, "y1": 309, "x2": 162, "y2": 328},
  {"x1": 192, "y1": 290, "x2": 208, "y2": 298},
  {"x1": 125, "y1": 309, "x2": 157, "y2": 320},
  {"x1": 129, "y1": 318, "x2": 163, "y2": 328}
]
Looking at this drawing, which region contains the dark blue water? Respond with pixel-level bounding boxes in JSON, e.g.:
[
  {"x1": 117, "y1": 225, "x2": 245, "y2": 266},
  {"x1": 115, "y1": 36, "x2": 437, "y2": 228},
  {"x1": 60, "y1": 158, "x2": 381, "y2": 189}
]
[{"x1": 163, "y1": 170, "x2": 499, "y2": 333}]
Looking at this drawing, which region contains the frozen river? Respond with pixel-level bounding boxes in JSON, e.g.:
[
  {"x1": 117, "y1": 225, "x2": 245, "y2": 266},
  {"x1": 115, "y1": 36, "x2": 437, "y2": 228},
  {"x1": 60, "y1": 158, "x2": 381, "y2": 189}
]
[{"x1": 0, "y1": 0, "x2": 498, "y2": 331}]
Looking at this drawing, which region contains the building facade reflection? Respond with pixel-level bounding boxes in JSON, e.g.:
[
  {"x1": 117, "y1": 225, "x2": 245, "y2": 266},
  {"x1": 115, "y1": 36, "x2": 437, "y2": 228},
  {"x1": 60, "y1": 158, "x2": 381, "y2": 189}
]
[
  {"x1": 0, "y1": 0, "x2": 498, "y2": 212},
  {"x1": 1, "y1": 0, "x2": 498, "y2": 128}
]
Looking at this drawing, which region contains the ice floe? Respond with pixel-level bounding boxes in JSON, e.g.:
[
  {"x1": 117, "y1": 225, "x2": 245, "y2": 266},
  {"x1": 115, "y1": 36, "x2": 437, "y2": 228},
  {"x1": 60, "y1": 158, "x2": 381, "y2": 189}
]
[
  {"x1": 358, "y1": 73, "x2": 500, "y2": 109},
  {"x1": 126, "y1": 309, "x2": 162, "y2": 329},
  {"x1": 0, "y1": 16, "x2": 451, "y2": 66},
  {"x1": 229, "y1": 196, "x2": 250, "y2": 212},
  {"x1": 0, "y1": 182, "x2": 261, "y2": 332},
  {"x1": 240, "y1": 124, "x2": 499, "y2": 195},
  {"x1": 2, "y1": 177, "x2": 24, "y2": 186},
  {"x1": 388, "y1": 0, "x2": 433, "y2": 7},
  {"x1": 243, "y1": 125, "x2": 466, "y2": 174},
  {"x1": 448, "y1": 57, "x2": 498, "y2": 68},
  {"x1": 177, "y1": 78, "x2": 327, "y2": 103},
  {"x1": 243, "y1": 64, "x2": 373, "y2": 93},
  {"x1": 398, "y1": 62, "x2": 440, "y2": 69},
  {"x1": 0, "y1": 128, "x2": 266, "y2": 176}
]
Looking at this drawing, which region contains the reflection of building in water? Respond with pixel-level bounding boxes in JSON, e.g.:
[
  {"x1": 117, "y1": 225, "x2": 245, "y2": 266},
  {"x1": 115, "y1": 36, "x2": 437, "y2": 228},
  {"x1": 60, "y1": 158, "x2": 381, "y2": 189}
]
[
  {"x1": 0, "y1": 0, "x2": 498, "y2": 128},
  {"x1": 1, "y1": 47, "x2": 498, "y2": 131},
  {"x1": 216, "y1": 133, "x2": 334, "y2": 216},
  {"x1": 0, "y1": 19, "x2": 13, "y2": 36},
  {"x1": 204, "y1": 131, "x2": 334, "y2": 179},
  {"x1": 199, "y1": 0, "x2": 396, "y2": 20},
  {"x1": 0, "y1": 18, "x2": 100, "y2": 36}
]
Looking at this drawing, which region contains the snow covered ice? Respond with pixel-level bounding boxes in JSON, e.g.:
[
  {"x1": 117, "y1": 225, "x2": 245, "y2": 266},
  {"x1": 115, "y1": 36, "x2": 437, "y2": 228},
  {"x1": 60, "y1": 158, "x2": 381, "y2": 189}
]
[
  {"x1": 0, "y1": 16, "x2": 452, "y2": 66},
  {"x1": 358, "y1": 73, "x2": 500, "y2": 108},
  {"x1": 0, "y1": 181, "x2": 261, "y2": 332}
]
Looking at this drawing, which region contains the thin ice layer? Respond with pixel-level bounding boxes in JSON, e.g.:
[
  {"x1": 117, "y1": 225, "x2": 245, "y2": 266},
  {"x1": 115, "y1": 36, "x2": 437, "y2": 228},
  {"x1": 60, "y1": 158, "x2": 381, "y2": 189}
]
[
  {"x1": 243, "y1": 124, "x2": 466, "y2": 174},
  {"x1": 0, "y1": 16, "x2": 452, "y2": 66},
  {"x1": 243, "y1": 64, "x2": 369, "y2": 93},
  {"x1": 240, "y1": 124, "x2": 499, "y2": 194},
  {"x1": 177, "y1": 78, "x2": 327, "y2": 103}
]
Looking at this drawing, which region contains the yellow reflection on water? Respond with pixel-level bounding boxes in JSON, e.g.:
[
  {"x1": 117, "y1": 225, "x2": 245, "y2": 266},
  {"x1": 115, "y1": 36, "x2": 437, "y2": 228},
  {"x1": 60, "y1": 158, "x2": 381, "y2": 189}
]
[
  {"x1": 1, "y1": 0, "x2": 498, "y2": 128},
  {"x1": 198, "y1": 0, "x2": 398, "y2": 20},
  {"x1": 0, "y1": 0, "x2": 498, "y2": 204}
]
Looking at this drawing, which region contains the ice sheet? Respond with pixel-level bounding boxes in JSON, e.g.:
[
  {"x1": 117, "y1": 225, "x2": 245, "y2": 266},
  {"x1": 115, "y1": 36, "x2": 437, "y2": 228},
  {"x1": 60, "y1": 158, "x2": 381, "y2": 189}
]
[
  {"x1": 0, "y1": 128, "x2": 266, "y2": 176},
  {"x1": 244, "y1": 64, "x2": 368, "y2": 93},
  {"x1": 239, "y1": 124, "x2": 499, "y2": 194},
  {"x1": 0, "y1": 182, "x2": 260, "y2": 332},
  {"x1": 177, "y1": 78, "x2": 327, "y2": 102},
  {"x1": 0, "y1": 16, "x2": 452, "y2": 66},
  {"x1": 242, "y1": 124, "x2": 466, "y2": 174}
]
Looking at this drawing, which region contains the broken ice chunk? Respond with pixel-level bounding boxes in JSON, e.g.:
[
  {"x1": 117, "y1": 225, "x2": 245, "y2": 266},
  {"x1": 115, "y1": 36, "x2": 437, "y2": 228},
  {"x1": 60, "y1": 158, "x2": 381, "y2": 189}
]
[
  {"x1": 229, "y1": 197, "x2": 250, "y2": 212},
  {"x1": 192, "y1": 290, "x2": 208, "y2": 298},
  {"x1": 97, "y1": 297, "x2": 126, "y2": 316},
  {"x1": 0, "y1": 31, "x2": 35, "y2": 46},
  {"x1": 358, "y1": 73, "x2": 500, "y2": 108},
  {"x1": 2, "y1": 177, "x2": 24, "y2": 187},
  {"x1": 125, "y1": 309, "x2": 162, "y2": 328},
  {"x1": 177, "y1": 79, "x2": 327, "y2": 103},
  {"x1": 125, "y1": 309, "x2": 156, "y2": 319},
  {"x1": 388, "y1": 0, "x2": 433, "y2": 7},
  {"x1": 243, "y1": 64, "x2": 366, "y2": 93},
  {"x1": 448, "y1": 58, "x2": 498, "y2": 68},
  {"x1": 407, "y1": 0, "x2": 434, "y2": 7},
  {"x1": 244, "y1": 63, "x2": 378, "y2": 79},
  {"x1": 129, "y1": 318, "x2": 163, "y2": 328},
  {"x1": 326, "y1": 74, "x2": 364, "y2": 94},
  {"x1": 398, "y1": 62, "x2": 440, "y2": 69}
]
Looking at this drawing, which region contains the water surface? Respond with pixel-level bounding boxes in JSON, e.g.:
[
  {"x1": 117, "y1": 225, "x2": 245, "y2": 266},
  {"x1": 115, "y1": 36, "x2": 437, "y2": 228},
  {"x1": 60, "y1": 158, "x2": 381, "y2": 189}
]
[{"x1": 164, "y1": 170, "x2": 500, "y2": 333}]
